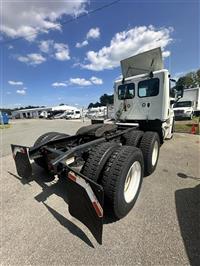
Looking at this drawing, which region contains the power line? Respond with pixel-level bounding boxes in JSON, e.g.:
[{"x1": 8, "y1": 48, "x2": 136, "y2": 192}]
[{"x1": 0, "y1": 0, "x2": 121, "y2": 46}]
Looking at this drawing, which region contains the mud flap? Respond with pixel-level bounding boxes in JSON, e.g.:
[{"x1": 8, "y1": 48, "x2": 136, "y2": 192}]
[
  {"x1": 66, "y1": 170, "x2": 104, "y2": 244},
  {"x1": 11, "y1": 144, "x2": 32, "y2": 178}
]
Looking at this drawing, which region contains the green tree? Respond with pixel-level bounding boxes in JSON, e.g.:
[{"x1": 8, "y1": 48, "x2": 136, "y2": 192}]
[
  {"x1": 100, "y1": 94, "x2": 114, "y2": 105},
  {"x1": 176, "y1": 69, "x2": 200, "y2": 89},
  {"x1": 88, "y1": 102, "x2": 102, "y2": 109}
]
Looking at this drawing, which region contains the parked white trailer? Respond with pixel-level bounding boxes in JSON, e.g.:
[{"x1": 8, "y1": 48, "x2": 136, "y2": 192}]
[
  {"x1": 87, "y1": 106, "x2": 107, "y2": 119},
  {"x1": 65, "y1": 110, "x2": 81, "y2": 119},
  {"x1": 173, "y1": 87, "x2": 200, "y2": 119}
]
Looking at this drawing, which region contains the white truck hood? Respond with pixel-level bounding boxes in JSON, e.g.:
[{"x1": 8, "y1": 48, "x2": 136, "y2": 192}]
[{"x1": 173, "y1": 107, "x2": 193, "y2": 111}]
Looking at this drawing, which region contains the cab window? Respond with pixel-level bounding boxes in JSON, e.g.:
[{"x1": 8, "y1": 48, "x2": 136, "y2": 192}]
[
  {"x1": 118, "y1": 83, "x2": 135, "y2": 100},
  {"x1": 138, "y1": 78, "x2": 159, "y2": 98}
]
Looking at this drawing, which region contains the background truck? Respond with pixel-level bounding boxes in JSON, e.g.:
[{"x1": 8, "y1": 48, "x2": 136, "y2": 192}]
[
  {"x1": 65, "y1": 109, "x2": 81, "y2": 119},
  {"x1": 11, "y1": 47, "x2": 183, "y2": 244},
  {"x1": 173, "y1": 87, "x2": 200, "y2": 119},
  {"x1": 87, "y1": 106, "x2": 107, "y2": 119}
]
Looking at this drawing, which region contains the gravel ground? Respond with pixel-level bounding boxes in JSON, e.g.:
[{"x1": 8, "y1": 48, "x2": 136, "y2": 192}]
[{"x1": 1, "y1": 119, "x2": 200, "y2": 265}]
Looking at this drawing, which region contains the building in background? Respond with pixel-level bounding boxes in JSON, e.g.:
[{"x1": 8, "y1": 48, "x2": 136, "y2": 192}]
[{"x1": 12, "y1": 107, "x2": 52, "y2": 119}]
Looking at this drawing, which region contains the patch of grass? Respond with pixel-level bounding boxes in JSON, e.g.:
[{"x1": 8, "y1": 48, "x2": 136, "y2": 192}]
[
  {"x1": 175, "y1": 117, "x2": 200, "y2": 134},
  {"x1": 0, "y1": 124, "x2": 11, "y2": 129},
  {"x1": 192, "y1": 116, "x2": 200, "y2": 124}
]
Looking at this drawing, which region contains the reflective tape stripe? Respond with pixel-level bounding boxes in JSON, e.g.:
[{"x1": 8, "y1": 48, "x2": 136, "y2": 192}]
[
  {"x1": 68, "y1": 172, "x2": 76, "y2": 182},
  {"x1": 68, "y1": 171, "x2": 103, "y2": 218},
  {"x1": 92, "y1": 201, "x2": 103, "y2": 218},
  {"x1": 13, "y1": 147, "x2": 26, "y2": 157}
]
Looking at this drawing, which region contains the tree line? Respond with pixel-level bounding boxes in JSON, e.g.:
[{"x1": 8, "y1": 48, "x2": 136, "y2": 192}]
[
  {"x1": 88, "y1": 94, "x2": 114, "y2": 108},
  {"x1": 175, "y1": 69, "x2": 200, "y2": 89}
]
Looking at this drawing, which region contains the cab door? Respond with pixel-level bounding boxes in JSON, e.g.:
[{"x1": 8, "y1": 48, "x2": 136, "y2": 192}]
[{"x1": 136, "y1": 76, "x2": 163, "y2": 120}]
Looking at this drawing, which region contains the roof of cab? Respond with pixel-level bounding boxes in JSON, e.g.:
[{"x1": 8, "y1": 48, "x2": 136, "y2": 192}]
[{"x1": 114, "y1": 69, "x2": 169, "y2": 85}]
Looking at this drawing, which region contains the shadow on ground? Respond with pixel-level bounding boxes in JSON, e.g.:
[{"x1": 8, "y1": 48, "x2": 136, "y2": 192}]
[
  {"x1": 177, "y1": 172, "x2": 200, "y2": 181},
  {"x1": 8, "y1": 163, "x2": 117, "y2": 246},
  {"x1": 8, "y1": 164, "x2": 96, "y2": 247},
  {"x1": 175, "y1": 182, "x2": 200, "y2": 266}
]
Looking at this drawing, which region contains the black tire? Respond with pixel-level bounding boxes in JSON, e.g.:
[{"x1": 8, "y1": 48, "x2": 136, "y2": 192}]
[
  {"x1": 81, "y1": 142, "x2": 120, "y2": 182},
  {"x1": 34, "y1": 132, "x2": 58, "y2": 147},
  {"x1": 139, "y1": 131, "x2": 160, "y2": 176},
  {"x1": 34, "y1": 132, "x2": 69, "y2": 169},
  {"x1": 102, "y1": 146, "x2": 144, "y2": 219},
  {"x1": 76, "y1": 124, "x2": 103, "y2": 136},
  {"x1": 124, "y1": 130, "x2": 144, "y2": 147}
]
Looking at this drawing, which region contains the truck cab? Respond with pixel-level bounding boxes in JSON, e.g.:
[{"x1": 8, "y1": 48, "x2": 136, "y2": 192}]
[
  {"x1": 114, "y1": 48, "x2": 183, "y2": 141},
  {"x1": 173, "y1": 100, "x2": 194, "y2": 119},
  {"x1": 114, "y1": 69, "x2": 179, "y2": 141}
]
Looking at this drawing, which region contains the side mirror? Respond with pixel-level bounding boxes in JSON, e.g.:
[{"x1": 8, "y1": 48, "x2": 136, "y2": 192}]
[{"x1": 176, "y1": 85, "x2": 184, "y2": 99}]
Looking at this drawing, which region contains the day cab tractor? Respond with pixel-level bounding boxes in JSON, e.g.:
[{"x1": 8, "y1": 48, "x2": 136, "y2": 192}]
[{"x1": 11, "y1": 47, "x2": 183, "y2": 244}]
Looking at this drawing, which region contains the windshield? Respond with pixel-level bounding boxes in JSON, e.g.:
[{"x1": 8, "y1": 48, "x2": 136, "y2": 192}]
[
  {"x1": 138, "y1": 78, "x2": 159, "y2": 98},
  {"x1": 174, "y1": 101, "x2": 192, "y2": 107},
  {"x1": 66, "y1": 112, "x2": 73, "y2": 115},
  {"x1": 118, "y1": 83, "x2": 135, "y2": 100}
]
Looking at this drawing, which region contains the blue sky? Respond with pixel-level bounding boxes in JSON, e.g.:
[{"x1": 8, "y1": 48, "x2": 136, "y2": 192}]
[{"x1": 1, "y1": 0, "x2": 199, "y2": 108}]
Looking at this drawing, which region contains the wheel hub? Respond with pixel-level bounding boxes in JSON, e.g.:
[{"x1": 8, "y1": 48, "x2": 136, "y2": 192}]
[
  {"x1": 124, "y1": 161, "x2": 141, "y2": 203},
  {"x1": 152, "y1": 141, "x2": 159, "y2": 166}
]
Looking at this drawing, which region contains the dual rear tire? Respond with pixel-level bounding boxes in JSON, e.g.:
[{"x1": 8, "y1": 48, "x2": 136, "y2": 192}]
[
  {"x1": 81, "y1": 143, "x2": 144, "y2": 219},
  {"x1": 124, "y1": 130, "x2": 160, "y2": 176},
  {"x1": 82, "y1": 130, "x2": 160, "y2": 219}
]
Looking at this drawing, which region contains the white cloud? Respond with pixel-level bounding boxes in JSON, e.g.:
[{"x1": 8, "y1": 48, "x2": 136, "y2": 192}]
[
  {"x1": 76, "y1": 27, "x2": 100, "y2": 48},
  {"x1": 38, "y1": 40, "x2": 70, "y2": 61},
  {"x1": 162, "y1": 50, "x2": 171, "y2": 58},
  {"x1": 39, "y1": 40, "x2": 54, "y2": 53},
  {"x1": 17, "y1": 53, "x2": 46, "y2": 65},
  {"x1": 54, "y1": 43, "x2": 70, "y2": 61},
  {"x1": 69, "y1": 76, "x2": 103, "y2": 86},
  {"x1": 70, "y1": 78, "x2": 92, "y2": 86},
  {"x1": 115, "y1": 74, "x2": 123, "y2": 80},
  {"x1": 76, "y1": 40, "x2": 88, "y2": 48},
  {"x1": 1, "y1": 1, "x2": 88, "y2": 41},
  {"x1": 86, "y1": 27, "x2": 100, "y2": 39},
  {"x1": 90, "y1": 76, "x2": 103, "y2": 85},
  {"x1": 16, "y1": 89, "x2": 26, "y2": 95},
  {"x1": 52, "y1": 82, "x2": 67, "y2": 87},
  {"x1": 8, "y1": 80, "x2": 23, "y2": 85},
  {"x1": 81, "y1": 25, "x2": 173, "y2": 71}
]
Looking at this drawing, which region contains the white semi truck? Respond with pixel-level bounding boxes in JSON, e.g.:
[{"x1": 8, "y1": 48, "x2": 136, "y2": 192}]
[
  {"x1": 173, "y1": 87, "x2": 200, "y2": 119},
  {"x1": 11, "y1": 47, "x2": 183, "y2": 244}
]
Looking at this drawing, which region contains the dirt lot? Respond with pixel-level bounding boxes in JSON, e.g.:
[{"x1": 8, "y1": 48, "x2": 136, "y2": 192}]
[{"x1": 1, "y1": 119, "x2": 200, "y2": 265}]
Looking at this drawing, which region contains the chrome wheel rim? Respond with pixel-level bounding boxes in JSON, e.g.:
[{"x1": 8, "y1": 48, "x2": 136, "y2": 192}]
[
  {"x1": 124, "y1": 161, "x2": 141, "y2": 203},
  {"x1": 152, "y1": 141, "x2": 159, "y2": 166}
]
